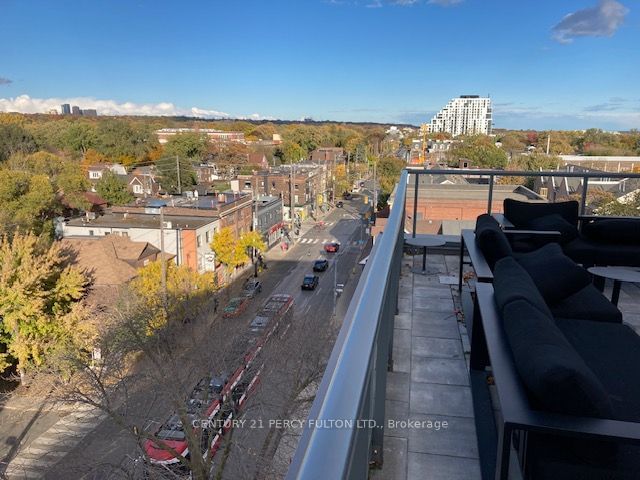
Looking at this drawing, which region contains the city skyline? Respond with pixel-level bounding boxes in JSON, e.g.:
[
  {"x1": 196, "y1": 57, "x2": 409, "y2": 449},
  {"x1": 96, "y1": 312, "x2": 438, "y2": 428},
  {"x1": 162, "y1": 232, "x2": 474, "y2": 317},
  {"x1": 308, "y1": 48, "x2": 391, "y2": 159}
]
[{"x1": 0, "y1": 0, "x2": 638, "y2": 130}]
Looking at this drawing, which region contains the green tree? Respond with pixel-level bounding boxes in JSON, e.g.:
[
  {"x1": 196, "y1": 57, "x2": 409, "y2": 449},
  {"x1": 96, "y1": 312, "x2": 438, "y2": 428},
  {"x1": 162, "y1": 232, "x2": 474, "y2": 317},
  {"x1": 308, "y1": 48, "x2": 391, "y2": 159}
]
[
  {"x1": 95, "y1": 171, "x2": 134, "y2": 205},
  {"x1": 449, "y1": 135, "x2": 508, "y2": 168},
  {"x1": 163, "y1": 132, "x2": 208, "y2": 161},
  {"x1": 95, "y1": 119, "x2": 157, "y2": 161},
  {"x1": 0, "y1": 233, "x2": 90, "y2": 382},
  {"x1": 0, "y1": 124, "x2": 37, "y2": 162},
  {"x1": 276, "y1": 140, "x2": 306, "y2": 164},
  {"x1": 61, "y1": 121, "x2": 98, "y2": 155},
  {"x1": 0, "y1": 171, "x2": 57, "y2": 237},
  {"x1": 156, "y1": 155, "x2": 197, "y2": 193}
]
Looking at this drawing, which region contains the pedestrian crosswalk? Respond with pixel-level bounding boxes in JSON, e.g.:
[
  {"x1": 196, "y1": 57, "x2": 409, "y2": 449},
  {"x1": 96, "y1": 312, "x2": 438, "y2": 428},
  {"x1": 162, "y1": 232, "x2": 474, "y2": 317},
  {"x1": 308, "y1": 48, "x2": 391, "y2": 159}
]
[{"x1": 298, "y1": 238, "x2": 362, "y2": 246}]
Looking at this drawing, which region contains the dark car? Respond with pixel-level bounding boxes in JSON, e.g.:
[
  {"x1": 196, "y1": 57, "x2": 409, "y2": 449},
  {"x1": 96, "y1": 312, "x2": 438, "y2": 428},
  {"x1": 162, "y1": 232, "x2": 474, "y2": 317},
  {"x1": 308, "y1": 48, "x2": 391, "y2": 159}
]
[
  {"x1": 242, "y1": 278, "x2": 262, "y2": 298},
  {"x1": 313, "y1": 259, "x2": 329, "y2": 272},
  {"x1": 336, "y1": 201, "x2": 344, "y2": 208},
  {"x1": 324, "y1": 242, "x2": 340, "y2": 253},
  {"x1": 301, "y1": 274, "x2": 319, "y2": 290},
  {"x1": 342, "y1": 192, "x2": 352, "y2": 200}
]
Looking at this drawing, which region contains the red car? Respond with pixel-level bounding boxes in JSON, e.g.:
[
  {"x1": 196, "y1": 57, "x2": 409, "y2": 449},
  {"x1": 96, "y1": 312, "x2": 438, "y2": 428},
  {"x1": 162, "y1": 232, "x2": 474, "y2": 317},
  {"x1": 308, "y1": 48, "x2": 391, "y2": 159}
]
[
  {"x1": 324, "y1": 242, "x2": 340, "y2": 253},
  {"x1": 223, "y1": 297, "x2": 249, "y2": 318}
]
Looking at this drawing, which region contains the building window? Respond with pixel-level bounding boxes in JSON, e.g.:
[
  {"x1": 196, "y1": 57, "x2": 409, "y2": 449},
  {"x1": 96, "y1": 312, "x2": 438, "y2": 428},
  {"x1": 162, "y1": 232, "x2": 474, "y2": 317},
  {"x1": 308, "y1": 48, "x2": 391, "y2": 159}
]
[
  {"x1": 540, "y1": 187, "x2": 548, "y2": 198},
  {"x1": 89, "y1": 171, "x2": 101, "y2": 179},
  {"x1": 89, "y1": 230, "x2": 94, "y2": 236},
  {"x1": 295, "y1": 184, "x2": 299, "y2": 190},
  {"x1": 244, "y1": 181, "x2": 252, "y2": 189},
  {"x1": 205, "y1": 231, "x2": 210, "y2": 243},
  {"x1": 197, "y1": 235, "x2": 202, "y2": 247},
  {"x1": 133, "y1": 184, "x2": 143, "y2": 194}
]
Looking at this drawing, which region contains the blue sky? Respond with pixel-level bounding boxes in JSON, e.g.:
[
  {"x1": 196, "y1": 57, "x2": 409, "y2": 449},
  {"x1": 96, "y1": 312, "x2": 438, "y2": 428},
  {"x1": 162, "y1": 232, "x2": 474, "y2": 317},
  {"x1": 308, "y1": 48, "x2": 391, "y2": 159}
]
[{"x1": 0, "y1": 0, "x2": 638, "y2": 130}]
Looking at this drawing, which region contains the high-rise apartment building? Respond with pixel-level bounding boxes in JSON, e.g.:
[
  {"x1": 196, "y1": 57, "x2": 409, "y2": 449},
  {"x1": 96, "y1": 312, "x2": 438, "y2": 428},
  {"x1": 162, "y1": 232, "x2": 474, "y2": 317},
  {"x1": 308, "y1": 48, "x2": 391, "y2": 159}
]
[
  {"x1": 71, "y1": 105, "x2": 81, "y2": 115},
  {"x1": 61, "y1": 103, "x2": 71, "y2": 115},
  {"x1": 428, "y1": 95, "x2": 492, "y2": 137}
]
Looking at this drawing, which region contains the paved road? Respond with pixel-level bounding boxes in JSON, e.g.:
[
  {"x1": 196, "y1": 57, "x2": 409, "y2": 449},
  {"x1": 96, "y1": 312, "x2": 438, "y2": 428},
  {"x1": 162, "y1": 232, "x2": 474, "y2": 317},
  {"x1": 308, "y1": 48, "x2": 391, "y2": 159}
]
[{"x1": 0, "y1": 197, "x2": 369, "y2": 480}]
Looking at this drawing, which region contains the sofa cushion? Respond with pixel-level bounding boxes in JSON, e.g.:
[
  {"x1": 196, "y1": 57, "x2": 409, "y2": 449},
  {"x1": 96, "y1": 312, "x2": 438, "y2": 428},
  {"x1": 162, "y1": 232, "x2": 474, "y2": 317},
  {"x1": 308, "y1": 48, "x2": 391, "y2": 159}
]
[
  {"x1": 493, "y1": 256, "x2": 553, "y2": 318},
  {"x1": 582, "y1": 219, "x2": 640, "y2": 245},
  {"x1": 556, "y1": 318, "x2": 640, "y2": 422},
  {"x1": 563, "y1": 237, "x2": 640, "y2": 267},
  {"x1": 515, "y1": 246, "x2": 592, "y2": 304},
  {"x1": 502, "y1": 299, "x2": 614, "y2": 419},
  {"x1": 551, "y1": 285, "x2": 622, "y2": 323},
  {"x1": 527, "y1": 214, "x2": 579, "y2": 244},
  {"x1": 474, "y1": 214, "x2": 512, "y2": 269},
  {"x1": 504, "y1": 199, "x2": 579, "y2": 229}
]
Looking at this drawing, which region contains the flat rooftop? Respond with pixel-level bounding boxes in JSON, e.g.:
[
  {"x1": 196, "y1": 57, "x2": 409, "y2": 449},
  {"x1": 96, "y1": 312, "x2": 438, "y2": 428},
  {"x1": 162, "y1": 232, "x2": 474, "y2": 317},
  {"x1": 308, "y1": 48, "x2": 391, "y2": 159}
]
[{"x1": 66, "y1": 212, "x2": 216, "y2": 230}]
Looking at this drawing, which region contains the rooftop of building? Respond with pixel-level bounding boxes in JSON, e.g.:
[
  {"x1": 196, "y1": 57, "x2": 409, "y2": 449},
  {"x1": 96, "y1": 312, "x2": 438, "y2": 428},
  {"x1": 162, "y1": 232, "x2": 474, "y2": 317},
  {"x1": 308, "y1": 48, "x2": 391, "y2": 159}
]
[{"x1": 66, "y1": 212, "x2": 217, "y2": 230}]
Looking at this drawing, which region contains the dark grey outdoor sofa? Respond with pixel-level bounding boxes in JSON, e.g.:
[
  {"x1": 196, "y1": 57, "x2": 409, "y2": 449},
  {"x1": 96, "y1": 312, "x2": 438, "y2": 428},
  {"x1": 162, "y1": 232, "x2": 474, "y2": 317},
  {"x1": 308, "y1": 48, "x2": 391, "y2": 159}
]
[
  {"x1": 502, "y1": 199, "x2": 640, "y2": 268},
  {"x1": 470, "y1": 257, "x2": 640, "y2": 480}
]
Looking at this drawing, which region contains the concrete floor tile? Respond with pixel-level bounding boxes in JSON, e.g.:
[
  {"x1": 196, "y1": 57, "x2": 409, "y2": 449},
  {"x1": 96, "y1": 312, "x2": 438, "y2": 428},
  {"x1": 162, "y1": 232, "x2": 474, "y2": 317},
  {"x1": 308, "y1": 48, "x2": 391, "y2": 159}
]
[
  {"x1": 370, "y1": 436, "x2": 408, "y2": 480},
  {"x1": 412, "y1": 337, "x2": 463, "y2": 359},
  {"x1": 410, "y1": 383, "x2": 473, "y2": 417},
  {"x1": 411, "y1": 357, "x2": 470, "y2": 386},
  {"x1": 407, "y1": 414, "x2": 479, "y2": 459},
  {"x1": 387, "y1": 372, "x2": 410, "y2": 403},
  {"x1": 407, "y1": 452, "x2": 481, "y2": 480}
]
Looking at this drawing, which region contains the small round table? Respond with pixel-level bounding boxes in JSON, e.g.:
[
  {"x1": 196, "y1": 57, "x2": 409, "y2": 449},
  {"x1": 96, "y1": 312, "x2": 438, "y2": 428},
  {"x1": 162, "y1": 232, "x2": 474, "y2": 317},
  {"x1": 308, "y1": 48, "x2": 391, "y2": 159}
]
[
  {"x1": 587, "y1": 266, "x2": 640, "y2": 306},
  {"x1": 404, "y1": 234, "x2": 446, "y2": 275}
]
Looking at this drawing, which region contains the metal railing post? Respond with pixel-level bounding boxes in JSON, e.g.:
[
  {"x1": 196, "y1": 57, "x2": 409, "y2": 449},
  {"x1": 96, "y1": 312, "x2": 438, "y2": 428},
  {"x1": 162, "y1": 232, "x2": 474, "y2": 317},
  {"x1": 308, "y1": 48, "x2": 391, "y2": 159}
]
[
  {"x1": 487, "y1": 174, "x2": 495, "y2": 215},
  {"x1": 412, "y1": 172, "x2": 419, "y2": 237},
  {"x1": 580, "y1": 176, "x2": 589, "y2": 216}
]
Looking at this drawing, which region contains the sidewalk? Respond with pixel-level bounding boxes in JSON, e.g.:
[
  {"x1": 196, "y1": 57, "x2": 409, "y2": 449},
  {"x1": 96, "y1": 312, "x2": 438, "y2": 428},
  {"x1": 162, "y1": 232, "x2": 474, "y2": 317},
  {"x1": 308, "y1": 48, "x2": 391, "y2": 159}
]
[{"x1": 265, "y1": 206, "x2": 334, "y2": 262}]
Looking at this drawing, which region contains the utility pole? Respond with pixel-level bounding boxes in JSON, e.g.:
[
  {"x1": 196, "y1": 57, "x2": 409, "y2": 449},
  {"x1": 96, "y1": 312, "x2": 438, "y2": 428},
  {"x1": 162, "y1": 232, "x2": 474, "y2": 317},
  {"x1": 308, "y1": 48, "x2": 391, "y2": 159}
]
[
  {"x1": 253, "y1": 181, "x2": 259, "y2": 277},
  {"x1": 289, "y1": 163, "x2": 294, "y2": 235},
  {"x1": 159, "y1": 207, "x2": 168, "y2": 314},
  {"x1": 176, "y1": 155, "x2": 182, "y2": 194},
  {"x1": 373, "y1": 158, "x2": 378, "y2": 211},
  {"x1": 546, "y1": 135, "x2": 551, "y2": 156}
]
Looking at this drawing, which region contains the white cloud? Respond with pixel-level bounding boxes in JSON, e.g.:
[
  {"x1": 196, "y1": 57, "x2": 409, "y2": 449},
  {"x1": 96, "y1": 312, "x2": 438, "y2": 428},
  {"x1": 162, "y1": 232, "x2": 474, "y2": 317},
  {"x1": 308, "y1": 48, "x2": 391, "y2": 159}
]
[
  {"x1": 427, "y1": 0, "x2": 463, "y2": 6},
  {"x1": 0, "y1": 94, "x2": 275, "y2": 120},
  {"x1": 552, "y1": 0, "x2": 629, "y2": 44}
]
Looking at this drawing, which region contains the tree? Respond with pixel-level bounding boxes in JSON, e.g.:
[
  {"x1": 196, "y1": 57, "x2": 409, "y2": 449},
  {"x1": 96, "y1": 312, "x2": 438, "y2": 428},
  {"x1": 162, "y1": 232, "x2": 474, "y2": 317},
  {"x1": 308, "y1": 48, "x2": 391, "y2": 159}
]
[
  {"x1": 210, "y1": 227, "x2": 245, "y2": 277},
  {"x1": 129, "y1": 260, "x2": 216, "y2": 331},
  {"x1": 156, "y1": 155, "x2": 197, "y2": 193},
  {"x1": 0, "y1": 233, "x2": 91, "y2": 382},
  {"x1": 163, "y1": 132, "x2": 208, "y2": 161},
  {"x1": 0, "y1": 123, "x2": 37, "y2": 162},
  {"x1": 449, "y1": 135, "x2": 508, "y2": 168},
  {"x1": 95, "y1": 119, "x2": 157, "y2": 161},
  {"x1": 275, "y1": 141, "x2": 306, "y2": 164},
  {"x1": 6, "y1": 151, "x2": 91, "y2": 212},
  {"x1": 0, "y1": 171, "x2": 57, "y2": 237},
  {"x1": 95, "y1": 171, "x2": 134, "y2": 205},
  {"x1": 61, "y1": 121, "x2": 98, "y2": 155},
  {"x1": 239, "y1": 231, "x2": 267, "y2": 276}
]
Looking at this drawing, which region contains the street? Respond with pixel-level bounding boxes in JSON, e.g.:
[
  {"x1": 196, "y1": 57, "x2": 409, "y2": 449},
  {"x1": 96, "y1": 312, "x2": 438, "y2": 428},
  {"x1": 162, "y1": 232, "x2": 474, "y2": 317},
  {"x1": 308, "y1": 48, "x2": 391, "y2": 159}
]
[{"x1": 0, "y1": 194, "x2": 372, "y2": 480}]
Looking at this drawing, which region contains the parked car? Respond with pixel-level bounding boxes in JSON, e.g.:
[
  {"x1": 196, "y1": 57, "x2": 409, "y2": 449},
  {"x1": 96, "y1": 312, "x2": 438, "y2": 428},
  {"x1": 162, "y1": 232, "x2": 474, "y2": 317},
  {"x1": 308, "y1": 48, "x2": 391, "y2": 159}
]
[
  {"x1": 336, "y1": 201, "x2": 344, "y2": 208},
  {"x1": 313, "y1": 259, "x2": 329, "y2": 272},
  {"x1": 343, "y1": 192, "x2": 352, "y2": 200},
  {"x1": 223, "y1": 297, "x2": 249, "y2": 318},
  {"x1": 242, "y1": 277, "x2": 262, "y2": 298},
  {"x1": 324, "y1": 242, "x2": 340, "y2": 253},
  {"x1": 301, "y1": 274, "x2": 320, "y2": 290}
]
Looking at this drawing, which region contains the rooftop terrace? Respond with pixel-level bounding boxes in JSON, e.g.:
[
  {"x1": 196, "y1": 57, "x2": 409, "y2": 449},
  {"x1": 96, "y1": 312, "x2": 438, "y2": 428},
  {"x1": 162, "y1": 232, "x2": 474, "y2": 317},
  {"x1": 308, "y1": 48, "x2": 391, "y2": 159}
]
[{"x1": 286, "y1": 168, "x2": 640, "y2": 480}]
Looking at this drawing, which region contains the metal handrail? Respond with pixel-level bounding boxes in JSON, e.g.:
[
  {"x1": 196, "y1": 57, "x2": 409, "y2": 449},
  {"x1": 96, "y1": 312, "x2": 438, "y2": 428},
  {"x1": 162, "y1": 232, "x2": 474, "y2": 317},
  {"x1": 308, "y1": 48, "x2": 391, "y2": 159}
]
[
  {"x1": 287, "y1": 167, "x2": 640, "y2": 479},
  {"x1": 286, "y1": 170, "x2": 408, "y2": 480},
  {"x1": 404, "y1": 167, "x2": 640, "y2": 227}
]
